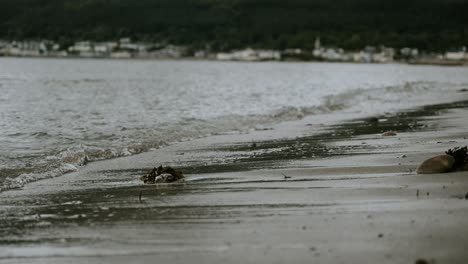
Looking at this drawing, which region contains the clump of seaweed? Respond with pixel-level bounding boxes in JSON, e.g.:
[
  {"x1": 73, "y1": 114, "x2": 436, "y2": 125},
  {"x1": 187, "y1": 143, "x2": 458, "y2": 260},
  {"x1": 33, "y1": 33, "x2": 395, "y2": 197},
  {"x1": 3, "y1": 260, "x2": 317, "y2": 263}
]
[
  {"x1": 417, "y1": 146, "x2": 467, "y2": 174},
  {"x1": 445, "y1": 146, "x2": 468, "y2": 170},
  {"x1": 140, "y1": 165, "x2": 184, "y2": 184}
]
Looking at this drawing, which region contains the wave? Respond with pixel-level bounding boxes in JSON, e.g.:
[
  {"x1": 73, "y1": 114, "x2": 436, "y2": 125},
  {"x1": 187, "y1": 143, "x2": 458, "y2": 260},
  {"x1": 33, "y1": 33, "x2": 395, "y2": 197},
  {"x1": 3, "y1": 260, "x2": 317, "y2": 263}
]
[
  {"x1": 3, "y1": 164, "x2": 78, "y2": 190},
  {"x1": 1, "y1": 81, "x2": 466, "y2": 192}
]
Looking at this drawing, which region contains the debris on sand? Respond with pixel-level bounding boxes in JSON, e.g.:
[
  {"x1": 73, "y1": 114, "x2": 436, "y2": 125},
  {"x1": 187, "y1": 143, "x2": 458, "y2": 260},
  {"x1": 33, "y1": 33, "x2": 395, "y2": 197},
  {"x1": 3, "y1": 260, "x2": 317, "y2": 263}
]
[
  {"x1": 414, "y1": 259, "x2": 429, "y2": 264},
  {"x1": 140, "y1": 165, "x2": 184, "y2": 184},
  {"x1": 446, "y1": 146, "x2": 468, "y2": 169},
  {"x1": 417, "y1": 146, "x2": 467, "y2": 174},
  {"x1": 382, "y1": 131, "x2": 397, "y2": 136},
  {"x1": 366, "y1": 117, "x2": 379, "y2": 124}
]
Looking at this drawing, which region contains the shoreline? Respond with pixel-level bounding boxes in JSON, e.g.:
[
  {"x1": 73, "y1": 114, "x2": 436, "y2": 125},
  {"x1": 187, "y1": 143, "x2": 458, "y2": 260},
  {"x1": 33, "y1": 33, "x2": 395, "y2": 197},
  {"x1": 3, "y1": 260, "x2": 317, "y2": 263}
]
[
  {"x1": 1, "y1": 97, "x2": 468, "y2": 263},
  {"x1": 1, "y1": 54, "x2": 467, "y2": 67},
  {"x1": 4, "y1": 60, "x2": 468, "y2": 193}
]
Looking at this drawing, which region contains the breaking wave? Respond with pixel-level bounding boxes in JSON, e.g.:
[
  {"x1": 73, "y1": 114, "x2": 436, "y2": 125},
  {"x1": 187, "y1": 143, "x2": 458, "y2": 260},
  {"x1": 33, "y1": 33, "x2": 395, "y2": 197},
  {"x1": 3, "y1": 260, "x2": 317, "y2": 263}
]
[{"x1": 1, "y1": 80, "x2": 467, "y2": 192}]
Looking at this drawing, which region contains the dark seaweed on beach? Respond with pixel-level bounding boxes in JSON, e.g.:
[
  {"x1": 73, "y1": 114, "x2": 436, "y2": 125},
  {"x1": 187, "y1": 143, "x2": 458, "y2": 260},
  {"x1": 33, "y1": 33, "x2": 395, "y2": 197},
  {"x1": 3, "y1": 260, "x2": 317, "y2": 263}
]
[
  {"x1": 140, "y1": 165, "x2": 184, "y2": 184},
  {"x1": 445, "y1": 146, "x2": 468, "y2": 170}
]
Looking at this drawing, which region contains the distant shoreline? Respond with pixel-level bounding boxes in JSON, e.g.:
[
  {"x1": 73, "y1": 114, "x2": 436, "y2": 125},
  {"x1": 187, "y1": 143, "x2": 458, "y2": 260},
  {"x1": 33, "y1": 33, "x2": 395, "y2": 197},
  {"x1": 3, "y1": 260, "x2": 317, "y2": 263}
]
[
  {"x1": 2, "y1": 38, "x2": 467, "y2": 66},
  {"x1": 1, "y1": 54, "x2": 467, "y2": 67}
]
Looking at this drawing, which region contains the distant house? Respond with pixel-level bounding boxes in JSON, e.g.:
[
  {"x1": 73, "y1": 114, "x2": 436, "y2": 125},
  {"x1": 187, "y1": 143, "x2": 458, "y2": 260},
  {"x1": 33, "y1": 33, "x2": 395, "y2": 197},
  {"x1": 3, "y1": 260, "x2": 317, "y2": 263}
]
[
  {"x1": 119, "y1": 42, "x2": 140, "y2": 51},
  {"x1": 156, "y1": 45, "x2": 185, "y2": 58},
  {"x1": 7, "y1": 41, "x2": 41, "y2": 56},
  {"x1": 257, "y1": 50, "x2": 281, "y2": 61},
  {"x1": 194, "y1": 50, "x2": 206, "y2": 59},
  {"x1": 322, "y1": 48, "x2": 343, "y2": 61},
  {"x1": 312, "y1": 48, "x2": 323, "y2": 58},
  {"x1": 68, "y1": 41, "x2": 92, "y2": 53},
  {"x1": 372, "y1": 53, "x2": 388, "y2": 63},
  {"x1": 382, "y1": 47, "x2": 395, "y2": 61},
  {"x1": 216, "y1": 52, "x2": 235, "y2": 61},
  {"x1": 217, "y1": 48, "x2": 280, "y2": 61},
  {"x1": 445, "y1": 48, "x2": 466, "y2": 61},
  {"x1": 119, "y1": 38, "x2": 131, "y2": 45},
  {"x1": 400, "y1": 47, "x2": 419, "y2": 58},
  {"x1": 284, "y1": 48, "x2": 303, "y2": 55},
  {"x1": 351, "y1": 51, "x2": 372, "y2": 63},
  {"x1": 94, "y1": 45, "x2": 109, "y2": 53},
  {"x1": 371, "y1": 47, "x2": 395, "y2": 63},
  {"x1": 118, "y1": 38, "x2": 148, "y2": 52},
  {"x1": 94, "y1": 42, "x2": 118, "y2": 54},
  {"x1": 234, "y1": 48, "x2": 258, "y2": 61}
]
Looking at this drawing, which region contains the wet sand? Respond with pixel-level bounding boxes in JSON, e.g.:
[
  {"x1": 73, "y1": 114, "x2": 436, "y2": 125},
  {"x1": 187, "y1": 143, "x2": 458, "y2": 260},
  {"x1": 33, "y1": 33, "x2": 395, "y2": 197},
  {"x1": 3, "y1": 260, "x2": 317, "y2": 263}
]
[{"x1": 1, "y1": 100, "x2": 468, "y2": 264}]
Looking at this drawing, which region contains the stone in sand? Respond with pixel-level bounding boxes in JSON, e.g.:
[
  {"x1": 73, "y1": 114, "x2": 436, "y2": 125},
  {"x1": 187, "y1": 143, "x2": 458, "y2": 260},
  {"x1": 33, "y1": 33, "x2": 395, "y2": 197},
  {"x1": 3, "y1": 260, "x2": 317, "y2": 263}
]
[
  {"x1": 382, "y1": 131, "x2": 397, "y2": 136},
  {"x1": 416, "y1": 155, "x2": 455, "y2": 174},
  {"x1": 416, "y1": 146, "x2": 467, "y2": 174}
]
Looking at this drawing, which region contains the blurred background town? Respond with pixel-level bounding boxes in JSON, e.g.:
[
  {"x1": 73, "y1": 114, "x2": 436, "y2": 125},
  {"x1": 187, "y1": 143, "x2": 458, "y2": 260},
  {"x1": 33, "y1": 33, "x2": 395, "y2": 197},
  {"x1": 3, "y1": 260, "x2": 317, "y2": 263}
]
[{"x1": 1, "y1": 0, "x2": 468, "y2": 65}]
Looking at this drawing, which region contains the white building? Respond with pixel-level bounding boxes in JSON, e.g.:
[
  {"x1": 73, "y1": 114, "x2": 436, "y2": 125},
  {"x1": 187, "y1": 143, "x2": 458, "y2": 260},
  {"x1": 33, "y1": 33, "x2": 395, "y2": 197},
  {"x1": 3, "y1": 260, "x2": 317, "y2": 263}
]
[
  {"x1": 94, "y1": 42, "x2": 118, "y2": 53},
  {"x1": 400, "y1": 47, "x2": 419, "y2": 58},
  {"x1": 351, "y1": 51, "x2": 372, "y2": 63},
  {"x1": 194, "y1": 50, "x2": 206, "y2": 59},
  {"x1": 322, "y1": 48, "x2": 343, "y2": 61},
  {"x1": 68, "y1": 41, "x2": 92, "y2": 53},
  {"x1": 445, "y1": 47, "x2": 466, "y2": 61},
  {"x1": 216, "y1": 48, "x2": 280, "y2": 61},
  {"x1": 216, "y1": 52, "x2": 235, "y2": 60},
  {"x1": 257, "y1": 50, "x2": 281, "y2": 60},
  {"x1": 233, "y1": 48, "x2": 258, "y2": 61}
]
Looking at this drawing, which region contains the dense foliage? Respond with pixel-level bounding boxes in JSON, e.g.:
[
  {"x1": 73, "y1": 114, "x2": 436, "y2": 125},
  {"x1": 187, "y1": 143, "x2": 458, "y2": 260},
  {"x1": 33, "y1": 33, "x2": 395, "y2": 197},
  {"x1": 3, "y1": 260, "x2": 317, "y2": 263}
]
[{"x1": 1, "y1": 0, "x2": 468, "y2": 51}]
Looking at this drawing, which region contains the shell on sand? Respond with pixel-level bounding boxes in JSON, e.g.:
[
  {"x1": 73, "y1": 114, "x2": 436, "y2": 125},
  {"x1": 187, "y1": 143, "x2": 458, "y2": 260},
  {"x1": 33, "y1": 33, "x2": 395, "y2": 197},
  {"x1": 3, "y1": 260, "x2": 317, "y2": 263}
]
[
  {"x1": 155, "y1": 173, "x2": 176, "y2": 183},
  {"x1": 382, "y1": 131, "x2": 397, "y2": 136},
  {"x1": 140, "y1": 165, "x2": 184, "y2": 184},
  {"x1": 416, "y1": 155, "x2": 455, "y2": 174}
]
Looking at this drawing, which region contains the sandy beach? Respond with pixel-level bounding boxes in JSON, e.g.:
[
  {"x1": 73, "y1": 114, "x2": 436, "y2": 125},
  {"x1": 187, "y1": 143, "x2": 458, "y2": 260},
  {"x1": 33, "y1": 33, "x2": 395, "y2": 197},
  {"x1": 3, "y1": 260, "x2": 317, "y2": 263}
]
[
  {"x1": 1, "y1": 95, "x2": 468, "y2": 264},
  {"x1": 1, "y1": 0, "x2": 468, "y2": 262}
]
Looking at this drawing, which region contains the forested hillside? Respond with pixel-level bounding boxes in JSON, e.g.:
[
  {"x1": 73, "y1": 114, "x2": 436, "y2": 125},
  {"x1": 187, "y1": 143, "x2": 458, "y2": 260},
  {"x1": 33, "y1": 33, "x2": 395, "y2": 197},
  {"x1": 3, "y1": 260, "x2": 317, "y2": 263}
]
[{"x1": 1, "y1": 0, "x2": 467, "y2": 51}]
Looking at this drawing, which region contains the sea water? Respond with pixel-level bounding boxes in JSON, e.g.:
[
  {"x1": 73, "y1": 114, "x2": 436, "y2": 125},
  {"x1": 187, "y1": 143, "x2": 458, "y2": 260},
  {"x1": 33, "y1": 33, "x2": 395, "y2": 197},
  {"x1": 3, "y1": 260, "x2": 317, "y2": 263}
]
[{"x1": 1, "y1": 57, "x2": 468, "y2": 190}]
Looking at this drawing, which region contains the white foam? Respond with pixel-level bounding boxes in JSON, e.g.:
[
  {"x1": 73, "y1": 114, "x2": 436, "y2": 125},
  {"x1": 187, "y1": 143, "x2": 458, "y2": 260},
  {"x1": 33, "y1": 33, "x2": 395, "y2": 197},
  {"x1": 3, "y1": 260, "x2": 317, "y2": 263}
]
[{"x1": 2, "y1": 163, "x2": 78, "y2": 191}]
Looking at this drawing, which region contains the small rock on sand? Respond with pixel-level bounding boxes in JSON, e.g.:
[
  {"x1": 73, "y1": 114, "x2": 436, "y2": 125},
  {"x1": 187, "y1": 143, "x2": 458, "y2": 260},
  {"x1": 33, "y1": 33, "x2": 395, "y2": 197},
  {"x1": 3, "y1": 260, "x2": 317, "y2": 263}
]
[
  {"x1": 416, "y1": 155, "x2": 455, "y2": 174},
  {"x1": 382, "y1": 131, "x2": 397, "y2": 136}
]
